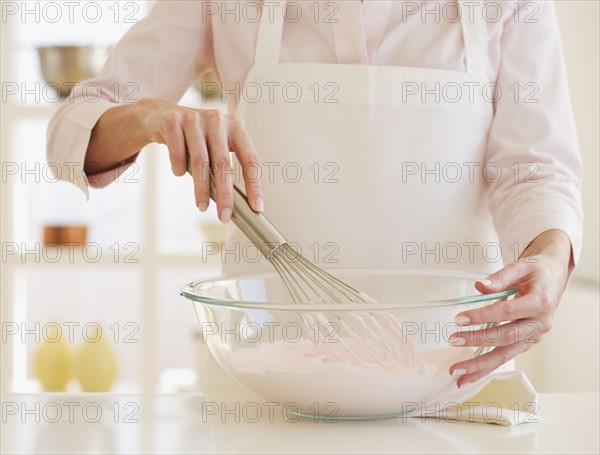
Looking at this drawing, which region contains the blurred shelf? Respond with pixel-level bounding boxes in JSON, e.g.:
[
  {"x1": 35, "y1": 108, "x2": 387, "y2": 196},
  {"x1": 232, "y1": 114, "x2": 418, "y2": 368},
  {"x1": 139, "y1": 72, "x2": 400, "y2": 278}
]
[{"x1": 4, "y1": 250, "x2": 224, "y2": 267}]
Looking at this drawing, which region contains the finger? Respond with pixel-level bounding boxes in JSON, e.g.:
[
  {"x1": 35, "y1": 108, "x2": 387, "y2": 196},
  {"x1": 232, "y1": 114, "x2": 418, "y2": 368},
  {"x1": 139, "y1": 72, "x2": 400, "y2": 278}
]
[
  {"x1": 473, "y1": 262, "x2": 526, "y2": 294},
  {"x1": 448, "y1": 318, "x2": 548, "y2": 347},
  {"x1": 228, "y1": 117, "x2": 263, "y2": 212},
  {"x1": 182, "y1": 112, "x2": 210, "y2": 211},
  {"x1": 163, "y1": 112, "x2": 187, "y2": 176},
  {"x1": 450, "y1": 341, "x2": 531, "y2": 388},
  {"x1": 455, "y1": 292, "x2": 544, "y2": 326},
  {"x1": 456, "y1": 262, "x2": 532, "y2": 325},
  {"x1": 205, "y1": 110, "x2": 233, "y2": 223}
]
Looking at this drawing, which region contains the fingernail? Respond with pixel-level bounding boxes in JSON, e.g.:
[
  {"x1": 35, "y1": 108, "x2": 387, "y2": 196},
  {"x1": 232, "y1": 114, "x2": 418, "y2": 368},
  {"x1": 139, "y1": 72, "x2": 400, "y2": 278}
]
[
  {"x1": 253, "y1": 197, "x2": 264, "y2": 212},
  {"x1": 452, "y1": 368, "x2": 467, "y2": 377},
  {"x1": 449, "y1": 336, "x2": 466, "y2": 346},
  {"x1": 198, "y1": 202, "x2": 208, "y2": 212},
  {"x1": 478, "y1": 278, "x2": 492, "y2": 286},
  {"x1": 220, "y1": 208, "x2": 231, "y2": 224},
  {"x1": 455, "y1": 316, "x2": 470, "y2": 325}
]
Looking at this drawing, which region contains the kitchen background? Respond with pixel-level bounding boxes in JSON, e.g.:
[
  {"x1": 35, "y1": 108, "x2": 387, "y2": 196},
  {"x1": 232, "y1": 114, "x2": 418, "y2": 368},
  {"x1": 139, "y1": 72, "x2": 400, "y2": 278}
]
[{"x1": 1, "y1": 1, "x2": 598, "y2": 395}]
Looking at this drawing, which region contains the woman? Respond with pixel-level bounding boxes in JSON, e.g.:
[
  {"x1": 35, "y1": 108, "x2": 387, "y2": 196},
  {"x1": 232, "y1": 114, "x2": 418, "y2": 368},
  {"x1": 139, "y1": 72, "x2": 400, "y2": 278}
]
[{"x1": 47, "y1": 0, "x2": 582, "y2": 387}]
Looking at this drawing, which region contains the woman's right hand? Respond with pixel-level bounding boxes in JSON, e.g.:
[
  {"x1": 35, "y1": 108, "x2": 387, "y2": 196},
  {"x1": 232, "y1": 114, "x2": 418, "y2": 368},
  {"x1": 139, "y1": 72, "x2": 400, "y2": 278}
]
[{"x1": 135, "y1": 98, "x2": 263, "y2": 223}]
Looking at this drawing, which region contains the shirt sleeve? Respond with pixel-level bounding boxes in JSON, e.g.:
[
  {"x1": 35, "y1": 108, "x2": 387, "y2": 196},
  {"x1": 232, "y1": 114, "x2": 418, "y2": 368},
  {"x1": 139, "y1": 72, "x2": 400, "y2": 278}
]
[
  {"x1": 485, "y1": 1, "x2": 583, "y2": 264},
  {"x1": 46, "y1": 1, "x2": 214, "y2": 199}
]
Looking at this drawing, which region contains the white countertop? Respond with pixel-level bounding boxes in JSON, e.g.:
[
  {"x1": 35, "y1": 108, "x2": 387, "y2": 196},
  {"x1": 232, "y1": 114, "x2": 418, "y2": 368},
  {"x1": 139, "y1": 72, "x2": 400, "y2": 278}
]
[{"x1": 1, "y1": 393, "x2": 598, "y2": 454}]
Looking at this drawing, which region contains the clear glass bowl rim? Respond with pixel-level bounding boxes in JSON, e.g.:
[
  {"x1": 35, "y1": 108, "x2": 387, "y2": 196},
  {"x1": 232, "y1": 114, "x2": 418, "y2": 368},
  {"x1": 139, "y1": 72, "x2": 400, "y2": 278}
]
[{"x1": 180, "y1": 268, "x2": 516, "y2": 311}]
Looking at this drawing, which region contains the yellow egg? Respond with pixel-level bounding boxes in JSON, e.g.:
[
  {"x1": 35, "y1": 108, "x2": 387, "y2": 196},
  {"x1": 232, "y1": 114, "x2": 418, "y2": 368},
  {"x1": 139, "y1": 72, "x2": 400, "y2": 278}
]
[
  {"x1": 75, "y1": 325, "x2": 118, "y2": 392},
  {"x1": 32, "y1": 324, "x2": 74, "y2": 391}
]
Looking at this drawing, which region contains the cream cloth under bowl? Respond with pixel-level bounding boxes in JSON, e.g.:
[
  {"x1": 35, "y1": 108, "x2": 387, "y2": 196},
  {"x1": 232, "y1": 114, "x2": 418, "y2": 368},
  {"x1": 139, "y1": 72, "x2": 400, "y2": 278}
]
[{"x1": 409, "y1": 370, "x2": 538, "y2": 426}]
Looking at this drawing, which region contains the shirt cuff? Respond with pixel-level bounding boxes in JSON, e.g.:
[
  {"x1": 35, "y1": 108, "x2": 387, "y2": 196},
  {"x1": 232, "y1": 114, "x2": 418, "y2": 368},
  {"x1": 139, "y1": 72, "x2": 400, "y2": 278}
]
[
  {"x1": 47, "y1": 98, "x2": 139, "y2": 200},
  {"x1": 496, "y1": 197, "x2": 583, "y2": 267}
]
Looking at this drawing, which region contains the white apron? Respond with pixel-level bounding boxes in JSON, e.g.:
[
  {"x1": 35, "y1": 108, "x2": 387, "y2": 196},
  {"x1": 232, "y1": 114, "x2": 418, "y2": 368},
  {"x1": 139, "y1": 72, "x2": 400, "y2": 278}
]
[{"x1": 223, "y1": 0, "x2": 498, "y2": 275}]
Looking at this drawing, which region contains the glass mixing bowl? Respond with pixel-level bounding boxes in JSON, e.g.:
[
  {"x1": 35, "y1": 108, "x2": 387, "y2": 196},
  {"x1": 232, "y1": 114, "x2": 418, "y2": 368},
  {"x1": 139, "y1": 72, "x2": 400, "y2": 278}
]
[{"x1": 180, "y1": 268, "x2": 515, "y2": 420}]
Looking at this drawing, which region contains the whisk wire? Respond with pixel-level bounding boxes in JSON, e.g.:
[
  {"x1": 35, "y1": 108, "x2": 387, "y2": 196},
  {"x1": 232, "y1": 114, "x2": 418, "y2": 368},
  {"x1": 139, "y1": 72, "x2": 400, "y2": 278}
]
[
  {"x1": 265, "y1": 242, "x2": 410, "y2": 365},
  {"x1": 270, "y1": 243, "x2": 367, "y2": 305}
]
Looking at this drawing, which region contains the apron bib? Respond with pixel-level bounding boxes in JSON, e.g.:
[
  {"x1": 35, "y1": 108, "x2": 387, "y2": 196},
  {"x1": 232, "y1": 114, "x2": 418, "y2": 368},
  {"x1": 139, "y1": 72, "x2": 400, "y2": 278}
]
[{"x1": 223, "y1": 0, "x2": 498, "y2": 275}]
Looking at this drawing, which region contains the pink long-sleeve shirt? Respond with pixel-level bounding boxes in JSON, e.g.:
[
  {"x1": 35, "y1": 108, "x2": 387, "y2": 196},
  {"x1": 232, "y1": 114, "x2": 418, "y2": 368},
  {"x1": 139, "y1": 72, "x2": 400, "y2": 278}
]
[{"x1": 47, "y1": 0, "x2": 583, "y2": 262}]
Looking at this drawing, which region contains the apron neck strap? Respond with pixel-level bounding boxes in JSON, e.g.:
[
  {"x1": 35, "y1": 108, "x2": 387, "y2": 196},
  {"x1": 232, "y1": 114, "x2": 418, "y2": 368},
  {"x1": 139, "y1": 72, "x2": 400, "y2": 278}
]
[
  {"x1": 254, "y1": 0, "x2": 488, "y2": 77},
  {"x1": 459, "y1": 0, "x2": 488, "y2": 77},
  {"x1": 254, "y1": 1, "x2": 286, "y2": 65}
]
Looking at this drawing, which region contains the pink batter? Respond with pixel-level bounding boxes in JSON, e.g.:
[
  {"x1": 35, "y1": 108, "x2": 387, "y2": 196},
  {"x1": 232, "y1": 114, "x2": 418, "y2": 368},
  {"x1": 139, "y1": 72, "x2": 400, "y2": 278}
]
[{"x1": 227, "y1": 337, "x2": 472, "y2": 417}]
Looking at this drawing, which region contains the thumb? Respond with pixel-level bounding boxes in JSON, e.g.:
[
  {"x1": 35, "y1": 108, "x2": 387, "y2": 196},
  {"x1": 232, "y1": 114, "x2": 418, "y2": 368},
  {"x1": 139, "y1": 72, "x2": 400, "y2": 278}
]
[{"x1": 475, "y1": 262, "x2": 524, "y2": 293}]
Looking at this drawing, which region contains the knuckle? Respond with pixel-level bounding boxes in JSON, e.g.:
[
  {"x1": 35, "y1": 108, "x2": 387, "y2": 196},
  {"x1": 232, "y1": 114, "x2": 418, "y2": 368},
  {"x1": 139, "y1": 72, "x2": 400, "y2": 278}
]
[
  {"x1": 495, "y1": 325, "x2": 513, "y2": 345},
  {"x1": 493, "y1": 271, "x2": 509, "y2": 288},
  {"x1": 217, "y1": 192, "x2": 234, "y2": 206},
  {"x1": 189, "y1": 153, "x2": 206, "y2": 168},
  {"x1": 183, "y1": 110, "x2": 201, "y2": 126},
  {"x1": 535, "y1": 290, "x2": 553, "y2": 312},
  {"x1": 245, "y1": 179, "x2": 261, "y2": 189},
  {"x1": 204, "y1": 109, "x2": 224, "y2": 126},
  {"x1": 244, "y1": 154, "x2": 260, "y2": 167},
  {"x1": 501, "y1": 331, "x2": 515, "y2": 346},
  {"x1": 503, "y1": 302, "x2": 518, "y2": 321},
  {"x1": 211, "y1": 157, "x2": 232, "y2": 173},
  {"x1": 244, "y1": 167, "x2": 262, "y2": 185},
  {"x1": 216, "y1": 179, "x2": 233, "y2": 193},
  {"x1": 163, "y1": 111, "x2": 180, "y2": 129}
]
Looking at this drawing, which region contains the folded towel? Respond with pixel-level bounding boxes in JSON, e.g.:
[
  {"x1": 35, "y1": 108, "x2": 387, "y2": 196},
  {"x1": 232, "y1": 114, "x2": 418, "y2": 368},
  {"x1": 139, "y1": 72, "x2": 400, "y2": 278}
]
[{"x1": 408, "y1": 370, "x2": 538, "y2": 426}]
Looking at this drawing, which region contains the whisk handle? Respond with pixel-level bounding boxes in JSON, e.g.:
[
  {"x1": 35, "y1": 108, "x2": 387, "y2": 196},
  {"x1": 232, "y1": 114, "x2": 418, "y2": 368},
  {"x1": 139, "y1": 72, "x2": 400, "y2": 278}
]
[
  {"x1": 186, "y1": 155, "x2": 287, "y2": 258},
  {"x1": 224, "y1": 182, "x2": 287, "y2": 258}
]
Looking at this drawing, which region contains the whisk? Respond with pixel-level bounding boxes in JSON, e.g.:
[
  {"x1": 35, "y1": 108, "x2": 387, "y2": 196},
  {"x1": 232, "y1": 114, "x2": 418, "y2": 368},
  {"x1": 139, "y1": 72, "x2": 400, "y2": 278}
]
[
  {"x1": 188, "y1": 162, "x2": 410, "y2": 365},
  {"x1": 186, "y1": 161, "x2": 366, "y2": 305}
]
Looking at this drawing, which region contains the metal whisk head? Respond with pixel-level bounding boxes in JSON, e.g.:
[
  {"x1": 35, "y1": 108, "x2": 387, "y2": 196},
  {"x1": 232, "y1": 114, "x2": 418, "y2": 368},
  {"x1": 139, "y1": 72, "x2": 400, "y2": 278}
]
[
  {"x1": 266, "y1": 242, "x2": 412, "y2": 366},
  {"x1": 268, "y1": 242, "x2": 369, "y2": 304}
]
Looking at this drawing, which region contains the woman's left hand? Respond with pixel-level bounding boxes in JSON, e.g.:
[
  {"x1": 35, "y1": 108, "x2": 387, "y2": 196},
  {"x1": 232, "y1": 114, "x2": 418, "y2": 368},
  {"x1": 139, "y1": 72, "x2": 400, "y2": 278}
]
[{"x1": 449, "y1": 229, "x2": 574, "y2": 388}]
